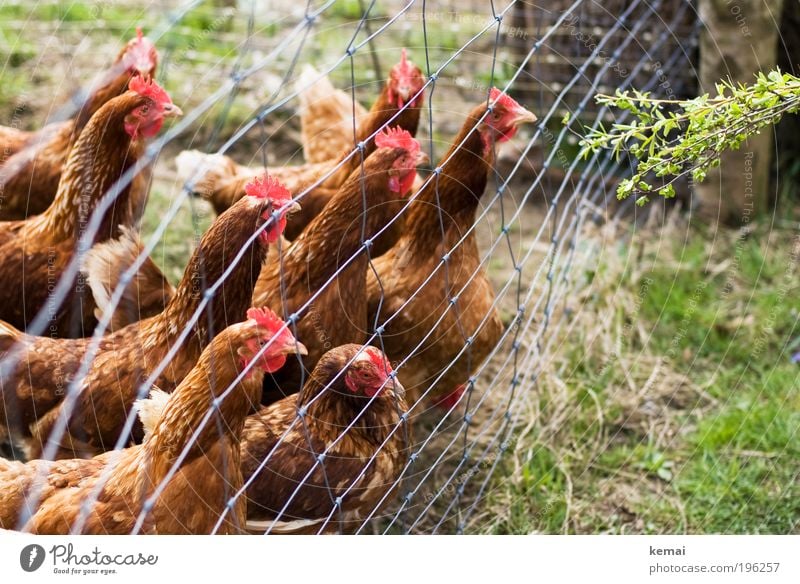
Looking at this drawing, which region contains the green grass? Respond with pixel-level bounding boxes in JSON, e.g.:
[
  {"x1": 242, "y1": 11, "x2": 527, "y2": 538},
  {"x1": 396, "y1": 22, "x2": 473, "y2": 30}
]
[
  {"x1": 0, "y1": 2, "x2": 143, "y2": 23},
  {"x1": 485, "y1": 220, "x2": 800, "y2": 534},
  {"x1": 8, "y1": 0, "x2": 794, "y2": 536},
  {"x1": 328, "y1": 0, "x2": 368, "y2": 20},
  {"x1": 0, "y1": 1, "x2": 261, "y2": 131}
]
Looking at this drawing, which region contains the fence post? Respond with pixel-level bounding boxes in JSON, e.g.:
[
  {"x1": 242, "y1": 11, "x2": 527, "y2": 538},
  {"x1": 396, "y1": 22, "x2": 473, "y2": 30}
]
[
  {"x1": 775, "y1": 0, "x2": 800, "y2": 202},
  {"x1": 694, "y1": 0, "x2": 785, "y2": 225}
]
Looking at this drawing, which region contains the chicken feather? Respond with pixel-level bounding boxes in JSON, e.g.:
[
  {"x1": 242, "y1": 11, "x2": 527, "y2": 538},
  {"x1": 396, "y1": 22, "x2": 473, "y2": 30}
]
[{"x1": 0, "y1": 313, "x2": 302, "y2": 534}]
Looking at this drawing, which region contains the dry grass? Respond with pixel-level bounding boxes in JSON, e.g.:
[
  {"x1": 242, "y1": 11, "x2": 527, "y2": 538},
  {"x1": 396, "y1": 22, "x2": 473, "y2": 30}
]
[
  {"x1": 467, "y1": 208, "x2": 799, "y2": 534},
  {"x1": 479, "y1": 212, "x2": 711, "y2": 533}
]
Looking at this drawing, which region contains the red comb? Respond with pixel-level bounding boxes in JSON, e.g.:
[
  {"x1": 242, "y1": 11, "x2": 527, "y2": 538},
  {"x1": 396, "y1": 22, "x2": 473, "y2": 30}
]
[
  {"x1": 387, "y1": 48, "x2": 424, "y2": 108},
  {"x1": 489, "y1": 87, "x2": 520, "y2": 111},
  {"x1": 375, "y1": 127, "x2": 420, "y2": 155},
  {"x1": 244, "y1": 174, "x2": 292, "y2": 205},
  {"x1": 246, "y1": 307, "x2": 285, "y2": 332},
  {"x1": 129, "y1": 76, "x2": 171, "y2": 106},
  {"x1": 365, "y1": 346, "x2": 392, "y2": 373},
  {"x1": 123, "y1": 27, "x2": 156, "y2": 74},
  {"x1": 392, "y1": 48, "x2": 416, "y2": 78}
]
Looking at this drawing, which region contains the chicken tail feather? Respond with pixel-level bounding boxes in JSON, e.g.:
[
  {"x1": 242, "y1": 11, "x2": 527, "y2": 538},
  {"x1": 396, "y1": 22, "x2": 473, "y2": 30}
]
[
  {"x1": 245, "y1": 517, "x2": 324, "y2": 535},
  {"x1": 296, "y1": 64, "x2": 332, "y2": 112},
  {"x1": 135, "y1": 387, "x2": 171, "y2": 441},
  {"x1": 83, "y1": 226, "x2": 174, "y2": 331},
  {"x1": 175, "y1": 150, "x2": 237, "y2": 199},
  {"x1": 0, "y1": 320, "x2": 20, "y2": 341}
]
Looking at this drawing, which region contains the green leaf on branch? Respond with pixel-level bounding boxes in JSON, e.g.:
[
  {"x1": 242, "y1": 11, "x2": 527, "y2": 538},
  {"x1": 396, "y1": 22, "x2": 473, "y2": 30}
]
[{"x1": 578, "y1": 69, "x2": 800, "y2": 202}]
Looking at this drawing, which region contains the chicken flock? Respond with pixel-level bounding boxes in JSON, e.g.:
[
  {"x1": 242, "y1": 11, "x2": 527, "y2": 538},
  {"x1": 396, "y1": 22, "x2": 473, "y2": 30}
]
[{"x1": 0, "y1": 31, "x2": 537, "y2": 534}]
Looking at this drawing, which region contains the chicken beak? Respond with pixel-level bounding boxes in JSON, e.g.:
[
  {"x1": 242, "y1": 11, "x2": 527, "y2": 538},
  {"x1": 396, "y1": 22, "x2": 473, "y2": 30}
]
[
  {"x1": 284, "y1": 200, "x2": 302, "y2": 215},
  {"x1": 163, "y1": 103, "x2": 183, "y2": 118},
  {"x1": 511, "y1": 106, "x2": 537, "y2": 127},
  {"x1": 287, "y1": 340, "x2": 308, "y2": 356},
  {"x1": 388, "y1": 376, "x2": 405, "y2": 398},
  {"x1": 414, "y1": 150, "x2": 430, "y2": 166},
  {"x1": 397, "y1": 85, "x2": 413, "y2": 103}
]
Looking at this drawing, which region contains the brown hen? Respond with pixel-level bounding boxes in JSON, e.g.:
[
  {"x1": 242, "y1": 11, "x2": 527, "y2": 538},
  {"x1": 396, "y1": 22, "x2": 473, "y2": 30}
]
[
  {"x1": 240, "y1": 344, "x2": 409, "y2": 534},
  {"x1": 0, "y1": 177, "x2": 297, "y2": 460},
  {"x1": 0, "y1": 30, "x2": 158, "y2": 221},
  {"x1": 253, "y1": 128, "x2": 426, "y2": 403},
  {"x1": 0, "y1": 309, "x2": 303, "y2": 534},
  {"x1": 366, "y1": 89, "x2": 537, "y2": 409},
  {"x1": 295, "y1": 64, "x2": 369, "y2": 164},
  {"x1": 0, "y1": 77, "x2": 180, "y2": 338},
  {"x1": 175, "y1": 48, "x2": 426, "y2": 239}
]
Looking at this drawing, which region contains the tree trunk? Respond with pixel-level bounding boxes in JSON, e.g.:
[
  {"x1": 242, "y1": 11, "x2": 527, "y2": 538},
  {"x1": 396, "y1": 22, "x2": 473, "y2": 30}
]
[
  {"x1": 694, "y1": 0, "x2": 785, "y2": 225},
  {"x1": 775, "y1": 0, "x2": 800, "y2": 203}
]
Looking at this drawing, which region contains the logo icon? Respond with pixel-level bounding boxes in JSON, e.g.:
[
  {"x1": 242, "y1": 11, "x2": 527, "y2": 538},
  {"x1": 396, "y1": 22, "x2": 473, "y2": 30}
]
[{"x1": 20, "y1": 544, "x2": 46, "y2": 572}]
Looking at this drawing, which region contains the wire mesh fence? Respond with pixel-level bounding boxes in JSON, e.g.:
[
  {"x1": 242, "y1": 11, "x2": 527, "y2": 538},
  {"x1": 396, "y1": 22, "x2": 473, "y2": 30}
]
[{"x1": 0, "y1": 0, "x2": 699, "y2": 534}]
